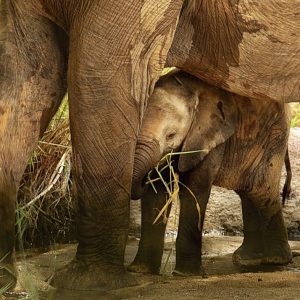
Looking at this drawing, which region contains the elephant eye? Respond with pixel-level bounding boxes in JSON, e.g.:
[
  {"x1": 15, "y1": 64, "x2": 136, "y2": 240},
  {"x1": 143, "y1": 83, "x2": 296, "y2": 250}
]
[{"x1": 166, "y1": 132, "x2": 176, "y2": 141}]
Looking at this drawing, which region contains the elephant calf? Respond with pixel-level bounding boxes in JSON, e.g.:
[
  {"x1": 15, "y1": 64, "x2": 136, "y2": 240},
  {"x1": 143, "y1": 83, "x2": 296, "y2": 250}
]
[{"x1": 129, "y1": 70, "x2": 292, "y2": 276}]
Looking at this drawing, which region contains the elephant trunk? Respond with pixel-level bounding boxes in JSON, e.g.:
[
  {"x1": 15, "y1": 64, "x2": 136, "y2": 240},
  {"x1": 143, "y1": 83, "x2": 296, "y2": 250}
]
[{"x1": 131, "y1": 137, "x2": 161, "y2": 200}]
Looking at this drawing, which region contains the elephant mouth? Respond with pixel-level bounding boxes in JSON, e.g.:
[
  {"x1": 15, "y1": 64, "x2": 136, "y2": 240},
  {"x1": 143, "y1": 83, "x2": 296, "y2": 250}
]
[{"x1": 131, "y1": 150, "x2": 181, "y2": 200}]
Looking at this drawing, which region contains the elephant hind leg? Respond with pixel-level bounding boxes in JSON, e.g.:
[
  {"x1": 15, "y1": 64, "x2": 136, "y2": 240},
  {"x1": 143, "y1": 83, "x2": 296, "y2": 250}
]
[
  {"x1": 0, "y1": 2, "x2": 67, "y2": 291},
  {"x1": 233, "y1": 191, "x2": 292, "y2": 267},
  {"x1": 232, "y1": 192, "x2": 265, "y2": 266},
  {"x1": 261, "y1": 210, "x2": 292, "y2": 265}
]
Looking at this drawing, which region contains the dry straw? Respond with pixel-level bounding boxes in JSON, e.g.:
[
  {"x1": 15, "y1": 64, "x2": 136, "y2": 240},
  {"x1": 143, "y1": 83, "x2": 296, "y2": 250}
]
[
  {"x1": 147, "y1": 150, "x2": 207, "y2": 231},
  {"x1": 17, "y1": 101, "x2": 75, "y2": 248}
]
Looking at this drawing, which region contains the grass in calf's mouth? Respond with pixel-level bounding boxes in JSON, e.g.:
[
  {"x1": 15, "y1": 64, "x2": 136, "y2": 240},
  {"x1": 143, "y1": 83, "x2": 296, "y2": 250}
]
[{"x1": 146, "y1": 150, "x2": 208, "y2": 229}]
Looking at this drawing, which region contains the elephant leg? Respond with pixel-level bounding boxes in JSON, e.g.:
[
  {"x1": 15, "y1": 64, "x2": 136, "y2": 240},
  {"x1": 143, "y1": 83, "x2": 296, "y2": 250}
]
[
  {"x1": 174, "y1": 183, "x2": 210, "y2": 276},
  {"x1": 232, "y1": 193, "x2": 265, "y2": 266},
  {"x1": 233, "y1": 192, "x2": 292, "y2": 266},
  {"x1": 128, "y1": 182, "x2": 172, "y2": 274},
  {"x1": 49, "y1": 1, "x2": 183, "y2": 291},
  {"x1": 0, "y1": 1, "x2": 67, "y2": 291},
  {"x1": 262, "y1": 209, "x2": 292, "y2": 264},
  {"x1": 174, "y1": 146, "x2": 224, "y2": 276}
]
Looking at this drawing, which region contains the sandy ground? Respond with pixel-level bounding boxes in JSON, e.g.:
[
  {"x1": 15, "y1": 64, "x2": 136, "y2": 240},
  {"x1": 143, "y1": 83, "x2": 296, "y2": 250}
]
[{"x1": 3, "y1": 237, "x2": 300, "y2": 299}]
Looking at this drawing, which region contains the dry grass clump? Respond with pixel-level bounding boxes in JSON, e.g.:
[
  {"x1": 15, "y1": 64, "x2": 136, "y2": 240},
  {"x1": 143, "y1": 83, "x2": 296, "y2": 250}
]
[
  {"x1": 17, "y1": 102, "x2": 75, "y2": 249},
  {"x1": 147, "y1": 151, "x2": 204, "y2": 227}
]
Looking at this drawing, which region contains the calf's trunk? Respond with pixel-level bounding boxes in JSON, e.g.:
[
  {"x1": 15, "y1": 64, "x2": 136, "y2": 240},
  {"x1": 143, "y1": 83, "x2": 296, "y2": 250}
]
[{"x1": 131, "y1": 137, "x2": 161, "y2": 200}]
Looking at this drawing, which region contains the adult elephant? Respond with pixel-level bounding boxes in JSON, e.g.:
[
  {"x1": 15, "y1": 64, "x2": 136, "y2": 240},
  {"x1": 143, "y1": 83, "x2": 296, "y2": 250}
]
[{"x1": 0, "y1": 0, "x2": 299, "y2": 292}]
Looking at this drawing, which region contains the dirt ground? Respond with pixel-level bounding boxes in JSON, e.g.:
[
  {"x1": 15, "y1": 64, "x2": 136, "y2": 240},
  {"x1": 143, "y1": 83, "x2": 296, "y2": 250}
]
[{"x1": 4, "y1": 237, "x2": 300, "y2": 300}]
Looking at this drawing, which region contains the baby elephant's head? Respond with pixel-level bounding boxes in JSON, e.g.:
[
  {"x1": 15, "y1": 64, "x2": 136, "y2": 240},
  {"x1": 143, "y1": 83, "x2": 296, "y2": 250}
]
[{"x1": 131, "y1": 71, "x2": 238, "y2": 199}]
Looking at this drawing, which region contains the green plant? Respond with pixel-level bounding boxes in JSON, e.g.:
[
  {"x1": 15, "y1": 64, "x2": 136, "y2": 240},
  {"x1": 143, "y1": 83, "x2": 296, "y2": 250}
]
[
  {"x1": 290, "y1": 103, "x2": 300, "y2": 128},
  {"x1": 291, "y1": 112, "x2": 300, "y2": 128}
]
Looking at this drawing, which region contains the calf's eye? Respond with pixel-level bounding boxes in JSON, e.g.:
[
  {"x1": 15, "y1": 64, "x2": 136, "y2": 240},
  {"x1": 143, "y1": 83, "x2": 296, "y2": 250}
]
[{"x1": 166, "y1": 132, "x2": 176, "y2": 141}]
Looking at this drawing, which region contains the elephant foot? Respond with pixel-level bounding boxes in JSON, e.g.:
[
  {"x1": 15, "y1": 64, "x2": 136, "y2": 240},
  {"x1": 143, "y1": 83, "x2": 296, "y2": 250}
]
[
  {"x1": 127, "y1": 257, "x2": 160, "y2": 275},
  {"x1": 172, "y1": 268, "x2": 207, "y2": 278},
  {"x1": 127, "y1": 262, "x2": 157, "y2": 275},
  {"x1": 262, "y1": 241, "x2": 292, "y2": 265},
  {"x1": 232, "y1": 245, "x2": 264, "y2": 266},
  {"x1": 261, "y1": 211, "x2": 293, "y2": 265},
  {"x1": 0, "y1": 264, "x2": 17, "y2": 292},
  {"x1": 233, "y1": 241, "x2": 292, "y2": 267},
  {"x1": 173, "y1": 261, "x2": 206, "y2": 277},
  {"x1": 50, "y1": 259, "x2": 141, "y2": 291}
]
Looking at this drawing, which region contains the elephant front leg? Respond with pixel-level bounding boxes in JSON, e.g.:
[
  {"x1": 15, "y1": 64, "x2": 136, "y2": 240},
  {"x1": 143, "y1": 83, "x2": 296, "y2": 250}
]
[
  {"x1": 0, "y1": 184, "x2": 17, "y2": 292},
  {"x1": 49, "y1": 1, "x2": 183, "y2": 291},
  {"x1": 174, "y1": 147, "x2": 223, "y2": 276},
  {"x1": 174, "y1": 184, "x2": 210, "y2": 276},
  {"x1": 174, "y1": 145, "x2": 225, "y2": 276},
  {"x1": 233, "y1": 192, "x2": 292, "y2": 267},
  {"x1": 0, "y1": 2, "x2": 67, "y2": 291},
  {"x1": 50, "y1": 69, "x2": 139, "y2": 291},
  {"x1": 128, "y1": 182, "x2": 172, "y2": 275}
]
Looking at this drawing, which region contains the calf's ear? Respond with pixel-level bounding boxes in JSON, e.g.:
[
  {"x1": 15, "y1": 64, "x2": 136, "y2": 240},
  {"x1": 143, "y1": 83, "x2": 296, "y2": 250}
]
[{"x1": 178, "y1": 90, "x2": 238, "y2": 173}]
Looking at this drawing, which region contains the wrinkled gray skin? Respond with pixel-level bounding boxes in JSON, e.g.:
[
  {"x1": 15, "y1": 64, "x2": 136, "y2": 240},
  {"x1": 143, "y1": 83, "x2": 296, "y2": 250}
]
[
  {"x1": 129, "y1": 71, "x2": 292, "y2": 276},
  {"x1": 1, "y1": 0, "x2": 300, "y2": 291}
]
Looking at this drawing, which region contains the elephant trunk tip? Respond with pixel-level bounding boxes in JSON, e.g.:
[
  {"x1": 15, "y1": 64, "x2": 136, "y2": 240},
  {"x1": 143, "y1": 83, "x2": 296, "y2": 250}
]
[
  {"x1": 131, "y1": 176, "x2": 147, "y2": 200},
  {"x1": 131, "y1": 138, "x2": 160, "y2": 200}
]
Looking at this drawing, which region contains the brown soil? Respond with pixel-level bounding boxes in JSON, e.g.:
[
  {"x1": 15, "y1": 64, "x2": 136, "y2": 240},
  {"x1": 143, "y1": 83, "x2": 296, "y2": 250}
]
[{"x1": 4, "y1": 237, "x2": 300, "y2": 299}]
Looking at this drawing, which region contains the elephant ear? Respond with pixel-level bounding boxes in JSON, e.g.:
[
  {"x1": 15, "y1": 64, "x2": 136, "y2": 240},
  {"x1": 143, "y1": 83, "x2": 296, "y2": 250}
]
[{"x1": 178, "y1": 88, "x2": 238, "y2": 173}]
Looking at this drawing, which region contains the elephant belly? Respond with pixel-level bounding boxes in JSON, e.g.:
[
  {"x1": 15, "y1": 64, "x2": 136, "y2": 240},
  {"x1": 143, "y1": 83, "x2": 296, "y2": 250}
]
[
  {"x1": 214, "y1": 99, "x2": 289, "y2": 194},
  {"x1": 213, "y1": 139, "x2": 287, "y2": 194}
]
